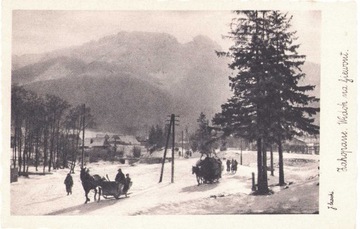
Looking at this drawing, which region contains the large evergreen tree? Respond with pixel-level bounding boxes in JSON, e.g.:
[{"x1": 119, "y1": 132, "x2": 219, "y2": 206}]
[
  {"x1": 213, "y1": 10, "x2": 319, "y2": 193},
  {"x1": 263, "y1": 11, "x2": 319, "y2": 185}
]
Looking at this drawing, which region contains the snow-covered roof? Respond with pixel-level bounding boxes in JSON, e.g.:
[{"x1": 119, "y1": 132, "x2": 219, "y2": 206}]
[
  {"x1": 285, "y1": 138, "x2": 307, "y2": 146},
  {"x1": 119, "y1": 135, "x2": 140, "y2": 145},
  {"x1": 83, "y1": 138, "x2": 93, "y2": 147},
  {"x1": 82, "y1": 131, "x2": 140, "y2": 146},
  {"x1": 86, "y1": 137, "x2": 110, "y2": 147}
]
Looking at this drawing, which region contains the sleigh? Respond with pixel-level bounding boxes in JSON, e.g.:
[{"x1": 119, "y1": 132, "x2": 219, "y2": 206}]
[
  {"x1": 192, "y1": 156, "x2": 223, "y2": 185},
  {"x1": 99, "y1": 181, "x2": 133, "y2": 199}
]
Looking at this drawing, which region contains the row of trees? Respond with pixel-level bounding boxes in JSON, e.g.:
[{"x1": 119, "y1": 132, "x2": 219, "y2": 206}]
[
  {"x1": 213, "y1": 11, "x2": 319, "y2": 194},
  {"x1": 148, "y1": 118, "x2": 210, "y2": 155},
  {"x1": 148, "y1": 123, "x2": 185, "y2": 153},
  {"x1": 11, "y1": 85, "x2": 95, "y2": 174}
]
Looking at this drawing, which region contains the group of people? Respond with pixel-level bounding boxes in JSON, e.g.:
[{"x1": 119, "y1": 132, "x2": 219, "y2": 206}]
[
  {"x1": 63, "y1": 168, "x2": 132, "y2": 196},
  {"x1": 115, "y1": 169, "x2": 132, "y2": 194},
  {"x1": 226, "y1": 159, "x2": 238, "y2": 174}
]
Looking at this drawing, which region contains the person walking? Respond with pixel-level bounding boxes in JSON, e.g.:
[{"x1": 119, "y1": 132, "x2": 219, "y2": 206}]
[
  {"x1": 226, "y1": 159, "x2": 231, "y2": 173},
  {"x1": 232, "y1": 159, "x2": 238, "y2": 174},
  {"x1": 64, "y1": 173, "x2": 73, "y2": 195}
]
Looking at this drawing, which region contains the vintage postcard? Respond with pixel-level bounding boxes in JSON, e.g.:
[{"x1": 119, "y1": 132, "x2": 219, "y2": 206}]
[{"x1": 1, "y1": 0, "x2": 358, "y2": 228}]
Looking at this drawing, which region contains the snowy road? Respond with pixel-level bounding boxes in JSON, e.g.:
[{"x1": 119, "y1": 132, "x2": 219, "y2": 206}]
[{"x1": 11, "y1": 151, "x2": 319, "y2": 215}]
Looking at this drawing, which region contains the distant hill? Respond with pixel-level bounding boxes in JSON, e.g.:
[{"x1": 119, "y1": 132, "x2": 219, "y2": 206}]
[
  {"x1": 14, "y1": 32, "x2": 231, "y2": 133},
  {"x1": 24, "y1": 75, "x2": 179, "y2": 134},
  {"x1": 13, "y1": 31, "x2": 320, "y2": 134}
]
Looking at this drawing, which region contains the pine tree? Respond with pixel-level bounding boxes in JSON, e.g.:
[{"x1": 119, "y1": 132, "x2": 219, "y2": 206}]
[
  {"x1": 192, "y1": 112, "x2": 214, "y2": 156},
  {"x1": 155, "y1": 125, "x2": 165, "y2": 149},
  {"x1": 214, "y1": 10, "x2": 319, "y2": 193},
  {"x1": 264, "y1": 11, "x2": 319, "y2": 185},
  {"x1": 214, "y1": 11, "x2": 271, "y2": 194},
  {"x1": 148, "y1": 124, "x2": 165, "y2": 151},
  {"x1": 148, "y1": 125, "x2": 157, "y2": 147}
]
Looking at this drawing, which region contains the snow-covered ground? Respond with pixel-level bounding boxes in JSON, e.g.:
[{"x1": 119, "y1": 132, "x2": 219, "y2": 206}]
[{"x1": 11, "y1": 150, "x2": 319, "y2": 215}]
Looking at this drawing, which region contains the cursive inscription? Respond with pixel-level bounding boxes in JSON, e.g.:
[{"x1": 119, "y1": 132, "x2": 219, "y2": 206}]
[
  {"x1": 337, "y1": 101, "x2": 348, "y2": 125},
  {"x1": 338, "y1": 51, "x2": 353, "y2": 83},
  {"x1": 336, "y1": 51, "x2": 353, "y2": 172},
  {"x1": 327, "y1": 191, "x2": 337, "y2": 210},
  {"x1": 337, "y1": 130, "x2": 352, "y2": 172}
]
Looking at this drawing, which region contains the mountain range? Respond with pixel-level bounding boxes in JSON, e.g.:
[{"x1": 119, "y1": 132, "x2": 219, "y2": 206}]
[{"x1": 12, "y1": 31, "x2": 320, "y2": 135}]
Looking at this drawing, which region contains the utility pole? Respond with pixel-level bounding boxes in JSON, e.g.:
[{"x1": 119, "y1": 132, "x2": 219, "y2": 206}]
[
  {"x1": 81, "y1": 104, "x2": 85, "y2": 169},
  {"x1": 185, "y1": 125, "x2": 189, "y2": 155},
  {"x1": 171, "y1": 114, "x2": 175, "y2": 183},
  {"x1": 240, "y1": 138, "x2": 243, "y2": 165},
  {"x1": 270, "y1": 145, "x2": 274, "y2": 176},
  {"x1": 159, "y1": 114, "x2": 179, "y2": 183},
  {"x1": 159, "y1": 116, "x2": 173, "y2": 183},
  {"x1": 181, "y1": 130, "x2": 184, "y2": 157}
]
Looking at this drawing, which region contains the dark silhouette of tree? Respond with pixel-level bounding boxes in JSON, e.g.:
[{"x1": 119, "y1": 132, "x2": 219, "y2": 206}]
[
  {"x1": 11, "y1": 86, "x2": 96, "y2": 175},
  {"x1": 21, "y1": 90, "x2": 42, "y2": 173},
  {"x1": 64, "y1": 104, "x2": 96, "y2": 165},
  {"x1": 11, "y1": 86, "x2": 27, "y2": 171},
  {"x1": 191, "y1": 112, "x2": 214, "y2": 156},
  {"x1": 44, "y1": 95, "x2": 70, "y2": 171},
  {"x1": 213, "y1": 10, "x2": 319, "y2": 193},
  {"x1": 148, "y1": 124, "x2": 165, "y2": 151},
  {"x1": 263, "y1": 11, "x2": 319, "y2": 185},
  {"x1": 155, "y1": 125, "x2": 165, "y2": 149}
]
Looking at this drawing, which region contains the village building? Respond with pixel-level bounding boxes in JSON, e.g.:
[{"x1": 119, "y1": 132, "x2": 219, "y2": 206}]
[
  {"x1": 283, "y1": 138, "x2": 307, "y2": 154},
  {"x1": 136, "y1": 136, "x2": 148, "y2": 146},
  {"x1": 90, "y1": 137, "x2": 111, "y2": 149},
  {"x1": 108, "y1": 135, "x2": 141, "y2": 146},
  {"x1": 81, "y1": 135, "x2": 110, "y2": 149},
  {"x1": 283, "y1": 136, "x2": 320, "y2": 155}
]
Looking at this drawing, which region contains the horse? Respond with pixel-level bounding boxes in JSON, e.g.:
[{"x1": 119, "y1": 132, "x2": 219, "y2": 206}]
[
  {"x1": 80, "y1": 167, "x2": 103, "y2": 204},
  {"x1": 192, "y1": 157, "x2": 222, "y2": 185},
  {"x1": 192, "y1": 166, "x2": 204, "y2": 186}
]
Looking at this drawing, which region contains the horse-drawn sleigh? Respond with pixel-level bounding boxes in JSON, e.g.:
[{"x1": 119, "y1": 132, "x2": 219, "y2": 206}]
[
  {"x1": 100, "y1": 179, "x2": 132, "y2": 199},
  {"x1": 192, "y1": 155, "x2": 223, "y2": 185},
  {"x1": 80, "y1": 167, "x2": 132, "y2": 203}
]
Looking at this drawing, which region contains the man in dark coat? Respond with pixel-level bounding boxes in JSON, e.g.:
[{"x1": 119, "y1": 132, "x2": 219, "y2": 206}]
[
  {"x1": 231, "y1": 159, "x2": 238, "y2": 173},
  {"x1": 115, "y1": 169, "x2": 125, "y2": 184},
  {"x1": 64, "y1": 173, "x2": 73, "y2": 195},
  {"x1": 226, "y1": 159, "x2": 231, "y2": 172}
]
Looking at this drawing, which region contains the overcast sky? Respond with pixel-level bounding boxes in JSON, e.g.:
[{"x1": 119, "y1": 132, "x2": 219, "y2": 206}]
[{"x1": 12, "y1": 10, "x2": 321, "y2": 64}]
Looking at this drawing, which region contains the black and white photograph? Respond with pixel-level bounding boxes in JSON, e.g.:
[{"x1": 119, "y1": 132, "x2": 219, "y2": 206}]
[{"x1": 1, "y1": 1, "x2": 357, "y2": 228}]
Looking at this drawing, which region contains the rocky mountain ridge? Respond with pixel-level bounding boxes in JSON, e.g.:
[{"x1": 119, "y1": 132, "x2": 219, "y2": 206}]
[{"x1": 12, "y1": 31, "x2": 320, "y2": 134}]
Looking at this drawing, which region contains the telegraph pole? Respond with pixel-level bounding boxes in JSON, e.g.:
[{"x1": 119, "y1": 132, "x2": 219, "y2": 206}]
[
  {"x1": 181, "y1": 130, "x2": 184, "y2": 157},
  {"x1": 240, "y1": 138, "x2": 243, "y2": 165},
  {"x1": 185, "y1": 125, "x2": 189, "y2": 155},
  {"x1": 159, "y1": 118, "x2": 172, "y2": 183},
  {"x1": 171, "y1": 114, "x2": 175, "y2": 183},
  {"x1": 81, "y1": 104, "x2": 85, "y2": 168},
  {"x1": 159, "y1": 114, "x2": 179, "y2": 183},
  {"x1": 270, "y1": 145, "x2": 274, "y2": 176}
]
